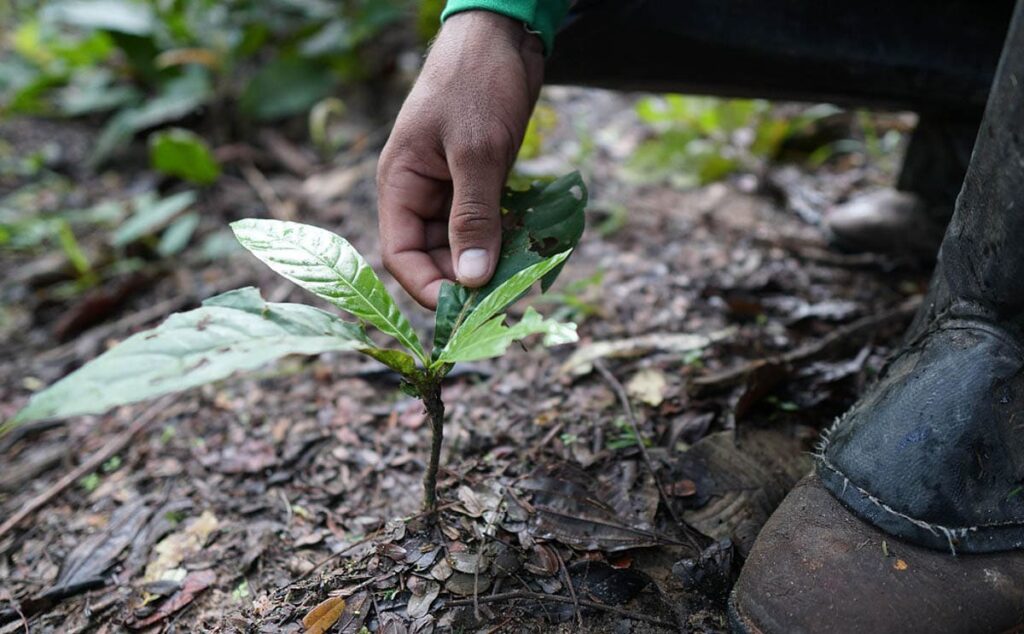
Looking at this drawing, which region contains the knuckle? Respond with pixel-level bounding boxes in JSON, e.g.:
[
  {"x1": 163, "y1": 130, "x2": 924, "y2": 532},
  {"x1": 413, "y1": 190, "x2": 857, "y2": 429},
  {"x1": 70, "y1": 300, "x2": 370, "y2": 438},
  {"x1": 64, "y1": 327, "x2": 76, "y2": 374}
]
[
  {"x1": 449, "y1": 124, "x2": 513, "y2": 167},
  {"x1": 450, "y1": 207, "x2": 497, "y2": 241}
]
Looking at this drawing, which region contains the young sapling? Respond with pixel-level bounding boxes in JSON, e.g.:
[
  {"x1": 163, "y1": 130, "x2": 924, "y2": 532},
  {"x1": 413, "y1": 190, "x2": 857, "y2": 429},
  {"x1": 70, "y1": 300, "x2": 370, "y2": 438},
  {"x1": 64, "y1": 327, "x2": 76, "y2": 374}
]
[{"x1": 5, "y1": 173, "x2": 588, "y2": 510}]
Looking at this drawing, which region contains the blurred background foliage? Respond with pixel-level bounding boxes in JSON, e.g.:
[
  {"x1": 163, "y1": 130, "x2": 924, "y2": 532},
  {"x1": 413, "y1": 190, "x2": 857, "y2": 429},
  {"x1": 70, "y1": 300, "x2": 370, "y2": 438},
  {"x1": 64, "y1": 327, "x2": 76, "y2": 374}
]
[
  {"x1": 0, "y1": 0, "x2": 904, "y2": 303},
  {"x1": 0, "y1": 0, "x2": 442, "y2": 167}
]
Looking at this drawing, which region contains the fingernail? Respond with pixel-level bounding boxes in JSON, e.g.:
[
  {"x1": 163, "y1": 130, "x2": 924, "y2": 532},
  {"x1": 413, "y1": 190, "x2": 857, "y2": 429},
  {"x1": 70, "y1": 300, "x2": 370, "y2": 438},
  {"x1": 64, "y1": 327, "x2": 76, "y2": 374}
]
[{"x1": 457, "y1": 249, "x2": 489, "y2": 280}]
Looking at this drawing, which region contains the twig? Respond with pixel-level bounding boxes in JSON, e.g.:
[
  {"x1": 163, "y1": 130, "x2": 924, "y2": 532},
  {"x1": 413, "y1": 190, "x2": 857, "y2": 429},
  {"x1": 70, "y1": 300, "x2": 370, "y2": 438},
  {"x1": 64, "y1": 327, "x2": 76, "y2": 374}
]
[
  {"x1": 0, "y1": 397, "x2": 176, "y2": 541},
  {"x1": 593, "y1": 360, "x2": 704, "y2": 552},
  {"x1": 242, "y1": 163, "x2": 292, "y2": 220},
  {"x1": 447, "y1": 591, "x2": 676, "y2": 629},
  {"x1": 279, "y1": 534, "x2": 376, "y2": 591},
  {"x1": 692, "y1": 296, "x2": 921, "y2": 392},
  {"x1": 554, "y1": 549, "x2": 582, "y2": 631},
  {"x1": 530, "y1": 421, "x2": 565, "y2": 458}
]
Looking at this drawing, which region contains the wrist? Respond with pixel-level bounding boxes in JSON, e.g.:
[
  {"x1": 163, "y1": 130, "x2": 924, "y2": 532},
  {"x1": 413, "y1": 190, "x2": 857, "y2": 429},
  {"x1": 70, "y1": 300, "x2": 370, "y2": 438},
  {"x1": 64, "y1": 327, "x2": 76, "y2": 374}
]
[{"x1": 440, "y1": 10, "x2": 544, "y2": 61}]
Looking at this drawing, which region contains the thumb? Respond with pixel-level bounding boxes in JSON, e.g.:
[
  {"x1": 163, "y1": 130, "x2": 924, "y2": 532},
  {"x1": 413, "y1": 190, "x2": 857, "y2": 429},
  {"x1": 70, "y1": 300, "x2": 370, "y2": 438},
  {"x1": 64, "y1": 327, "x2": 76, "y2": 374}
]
[{"x1": 448, "y1": 157, "x2": 505, "y2": 287}]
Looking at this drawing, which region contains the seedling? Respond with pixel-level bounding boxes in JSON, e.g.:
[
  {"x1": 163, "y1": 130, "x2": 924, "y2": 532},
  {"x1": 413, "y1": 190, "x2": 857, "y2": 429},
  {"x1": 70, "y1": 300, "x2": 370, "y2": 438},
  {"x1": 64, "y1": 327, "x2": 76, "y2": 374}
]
[{"x1": 4, "y1": 173, "x2": 588, "y2": 510}]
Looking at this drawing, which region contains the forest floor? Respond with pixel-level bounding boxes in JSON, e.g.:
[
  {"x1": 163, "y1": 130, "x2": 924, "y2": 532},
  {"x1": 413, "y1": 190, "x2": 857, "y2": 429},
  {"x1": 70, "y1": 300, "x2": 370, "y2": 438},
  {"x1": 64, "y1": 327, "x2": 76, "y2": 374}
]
[{"x1": 0, "y1": 85, "x2": 927, "y2": 632}]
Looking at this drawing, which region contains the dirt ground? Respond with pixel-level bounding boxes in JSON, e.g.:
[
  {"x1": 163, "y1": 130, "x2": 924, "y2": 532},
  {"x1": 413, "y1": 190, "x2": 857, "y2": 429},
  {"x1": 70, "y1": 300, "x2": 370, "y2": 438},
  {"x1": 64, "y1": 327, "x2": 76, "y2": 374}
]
[{"x1": 0, "y1": 85, "x2": 927, "y2": 632}]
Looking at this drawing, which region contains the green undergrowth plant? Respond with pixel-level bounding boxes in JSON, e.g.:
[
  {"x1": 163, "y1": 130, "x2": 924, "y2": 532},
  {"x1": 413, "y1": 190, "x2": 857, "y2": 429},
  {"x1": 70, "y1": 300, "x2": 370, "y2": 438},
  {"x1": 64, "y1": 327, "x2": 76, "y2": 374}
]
[
  {"x1": 1, "y1": 0, "x2": 409, "y2": 166},
  {"x1": 4, "y1": 172, "x2": 588, "y2": 510},
  {"x1": 628, "y1": 95, "x2": 842, "y2": 189}
]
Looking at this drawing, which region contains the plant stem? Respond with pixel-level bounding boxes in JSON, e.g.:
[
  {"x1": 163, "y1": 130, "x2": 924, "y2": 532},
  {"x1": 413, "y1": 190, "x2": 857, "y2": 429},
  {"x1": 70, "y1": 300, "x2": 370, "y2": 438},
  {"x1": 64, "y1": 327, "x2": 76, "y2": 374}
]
[{"x1": 420, "y1": 380, "x2": 445, "y2": 511}]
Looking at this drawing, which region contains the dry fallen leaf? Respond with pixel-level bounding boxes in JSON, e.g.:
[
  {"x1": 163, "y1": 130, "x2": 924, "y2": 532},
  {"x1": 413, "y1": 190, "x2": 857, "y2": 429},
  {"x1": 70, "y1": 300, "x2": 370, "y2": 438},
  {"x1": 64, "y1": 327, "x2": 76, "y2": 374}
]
[
  {"x1": 144, "y1": 510, "x2": 219, "y2": 583},
  {"x1": 626, "y1": 368, "x2": 668, "y2": 406},
  {"x1": 560, "y1": 329, "x2": 734, "y2": 375},
  {"x1": 405, "y1": 576, "x2": 440, "y2": 619},
  {"x1": 302, "y1": 596, "x2": 346, "y2": 634},
  {"x1": 893, "y1": 559, "x2": 908, "y2": 571}
]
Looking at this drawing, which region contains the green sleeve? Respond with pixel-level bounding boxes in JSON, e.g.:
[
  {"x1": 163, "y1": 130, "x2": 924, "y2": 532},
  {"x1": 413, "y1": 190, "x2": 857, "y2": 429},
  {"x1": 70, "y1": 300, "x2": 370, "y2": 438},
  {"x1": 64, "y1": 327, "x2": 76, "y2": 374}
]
[{"x1": 440, "y1": 0, "x2": 572, "y2": 55}]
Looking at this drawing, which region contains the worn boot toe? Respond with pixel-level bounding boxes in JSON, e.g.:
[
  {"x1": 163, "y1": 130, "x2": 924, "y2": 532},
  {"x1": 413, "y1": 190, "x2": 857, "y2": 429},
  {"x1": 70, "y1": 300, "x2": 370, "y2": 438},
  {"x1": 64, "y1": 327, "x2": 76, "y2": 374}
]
[{"x1": 730, "y1": 474, "x2": 1024, "y2": 634}]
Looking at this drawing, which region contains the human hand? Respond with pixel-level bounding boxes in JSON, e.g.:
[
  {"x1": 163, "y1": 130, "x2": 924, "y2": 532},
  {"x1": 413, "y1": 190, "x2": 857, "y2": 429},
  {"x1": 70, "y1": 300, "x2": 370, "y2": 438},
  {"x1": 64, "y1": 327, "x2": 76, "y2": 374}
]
[{"x1": 376, "y1": 11, "x2": 544, "y2": 308}]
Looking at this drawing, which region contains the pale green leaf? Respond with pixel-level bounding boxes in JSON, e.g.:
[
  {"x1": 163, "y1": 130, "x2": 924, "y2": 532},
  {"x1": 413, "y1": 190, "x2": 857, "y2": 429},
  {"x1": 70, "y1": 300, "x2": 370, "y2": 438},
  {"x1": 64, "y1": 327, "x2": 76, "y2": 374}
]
[
  {"x1": 7, "y1": 287, "x2": 370, "y2": 427},
  {"x1": 240, "y1": 58, "x2": 334, "y2": 121},
  {"x1": 438, "y1": 307, "x2": 577, "y2": 363},
  {"x1": 41, "y1": 0, "x2": 155, "y2": 35},
  {"x1": 112, "y1": 190, "x2": 196, "y2": 247},
  {"x1": 156, "y1": 212, "x2": 199, "y2": 257},
  {"x1": 438, "y1": 250, "x2": 570, "y2": 363},
  {"x1": 230, "y1": 219, "x2": 426, "y2": 363}
]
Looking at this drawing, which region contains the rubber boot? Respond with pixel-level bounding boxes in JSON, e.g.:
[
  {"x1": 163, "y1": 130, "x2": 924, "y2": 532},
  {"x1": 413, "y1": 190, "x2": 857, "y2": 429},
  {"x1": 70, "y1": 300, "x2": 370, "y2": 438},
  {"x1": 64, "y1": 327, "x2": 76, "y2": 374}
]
[
  {"x1": 732, "y1": 2, "x2": 1024, "y2": 631},
  {"x1": 826, "y1": 115, "x2": 979, "y2": 260}
]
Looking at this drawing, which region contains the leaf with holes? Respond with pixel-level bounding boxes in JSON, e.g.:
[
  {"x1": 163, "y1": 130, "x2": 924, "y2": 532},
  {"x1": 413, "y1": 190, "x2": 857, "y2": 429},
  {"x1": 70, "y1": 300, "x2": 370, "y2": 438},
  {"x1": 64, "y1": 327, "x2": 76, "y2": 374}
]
[
  {"x1": 436, "y1": 250, "x2": 574, "y2": 365},
  {"x1": 432, "y1": 172, "x2": 586, "y2": 355},
  {"x1": 438, "y1": 307, "x2": 577, "y2": 363}
]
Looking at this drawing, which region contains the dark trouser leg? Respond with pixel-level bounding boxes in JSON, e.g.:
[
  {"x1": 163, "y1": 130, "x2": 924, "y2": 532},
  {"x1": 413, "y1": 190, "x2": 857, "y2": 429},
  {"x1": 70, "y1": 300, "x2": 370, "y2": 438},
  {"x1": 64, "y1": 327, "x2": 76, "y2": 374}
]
[
  {"x1": 896, "y1": 114, "x2": 981, "y2": 220},
  {"x1": 826, "y1": 113, "x2": 982, "y2": 258},
  {"x1": 547, "y1": 0, "x2": 1010, "y2": 258},
  {"x1": 731, "y1": 6, "x2": 1024, "y2": 632},
  {"x1": 820, "y1": 0, "x2": 1024, "y2": 556},
  {"x1": 548, "y1": 0, "x2": 1010, "y2": 113}
]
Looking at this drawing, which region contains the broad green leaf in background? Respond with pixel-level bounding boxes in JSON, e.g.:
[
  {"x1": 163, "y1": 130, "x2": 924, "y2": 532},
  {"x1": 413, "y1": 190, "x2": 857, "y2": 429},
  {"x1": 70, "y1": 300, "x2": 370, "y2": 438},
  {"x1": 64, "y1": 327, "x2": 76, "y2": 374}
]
[
  {"x1": 433, "y1": 172, "x2": 587, "y2": 355},
  {"x1": 112, "y1": 190, "x2": 196, "y2": 247},
  {"x1": 231, "y1": 219, "x2": 426, "y2": 363},
  {"x1": 240, "y1": 57, "x2": 334, "y2": 121},
  {"x1": 438, "y1": 306, "x2": 577, "y2": 364},
  {"x1": 92, "y1": 68, "x2": 212, "y2": 166},
  {"x1": 58, "y1": 68, "x2": 140, "y2": 116},
  {"x1": 6, "y1": 287, "x2": 370, "y2": 428},
  {"x1": 149, "y1": 128, "x2": 221, "y2": 185},
  {"x1": 156, "y1": 211, "x2": 199, "y2": 257},
  {"x1": 41, "y1": 0, "x2": 156, "y2": 36}
]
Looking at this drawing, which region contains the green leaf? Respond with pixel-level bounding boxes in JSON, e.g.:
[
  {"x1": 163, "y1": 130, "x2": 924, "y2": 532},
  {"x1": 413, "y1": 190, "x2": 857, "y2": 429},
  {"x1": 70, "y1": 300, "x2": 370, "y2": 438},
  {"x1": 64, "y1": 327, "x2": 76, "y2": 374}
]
[
  {"x1": 432, "y1": 172, "x2": 587, "y2": 355},
  {"x1": 41, "y1": 0, "x2": 155, "y2": 36},
  {"x1": 240, "y1": 57, "x2": 335, "y2": 121},
  {"x1": 231, "y1": 219, "x2": 426, "y2": 363},
  {"x1": 438, "y1": 307, "x2": 577, "y2": 363},
  {"x1": 436, "y1": 251, "x2": 572, "y2": 365},
  {"x1": 58, "y1": 69, "x2": 140, "y2": 116},
  {"x1": 361, "y1": 348, "x2": 421, "y2": 379},
  {"x1": 156, "y1": 212, "x2": 199, "y2": 257},
  {"x1": 453, "y1": 250, "x2": 570, "y2": 343},
  {"x1": 149, "y1": 128, "x2": 221, "y2": 185},
  {"x1": 7, "y1": 288, "x2": 370, "y2": 428},
  {"x1": 91, "y1": 68, "x2": 212, "y2": 166},
  {"x1": 112, "y1": 190, "x2": 196, "y2": 247}
]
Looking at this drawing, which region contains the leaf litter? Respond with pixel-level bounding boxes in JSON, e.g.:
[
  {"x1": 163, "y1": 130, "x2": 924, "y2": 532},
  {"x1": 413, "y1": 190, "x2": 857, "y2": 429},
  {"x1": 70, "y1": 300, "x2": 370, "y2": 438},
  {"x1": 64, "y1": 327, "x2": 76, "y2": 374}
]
[{"x1": 0, "y1": 84, "x2": 922, "y2": 632}]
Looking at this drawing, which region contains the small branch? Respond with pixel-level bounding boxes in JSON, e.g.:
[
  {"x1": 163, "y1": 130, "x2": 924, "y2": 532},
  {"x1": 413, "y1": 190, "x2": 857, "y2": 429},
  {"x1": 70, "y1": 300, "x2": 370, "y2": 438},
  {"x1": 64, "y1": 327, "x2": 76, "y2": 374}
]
[
  {"x1": 447, "y1": 591, "x2": 676, "y2": 629},
  {"x1": 691, "y1": 296, "x2": 920, "y2": 392},
  {"x1": 554, "y1": 548, "x2": 582, "y2": 631},
  {"x1": 242, "y1": 163, "x2": 293, "y2": 220},
  {"x1": 594, "y1": 360, "x2": 704, "y2": 552},
  {"x1": 421, "y1": 381, "x2": 446, "y2": 511},
  {"x1": 0, "y1": 397, "x2": 176, "y2": 541}
]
